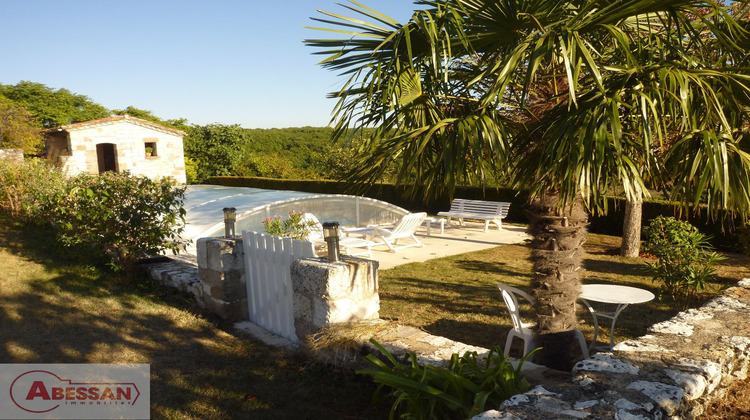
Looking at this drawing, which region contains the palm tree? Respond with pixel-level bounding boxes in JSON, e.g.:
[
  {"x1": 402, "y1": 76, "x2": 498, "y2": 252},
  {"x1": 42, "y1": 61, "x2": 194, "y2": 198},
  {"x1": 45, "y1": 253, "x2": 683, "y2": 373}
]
[{"x1": 306, "y1": 0, "x2": 750, "y2": 370}]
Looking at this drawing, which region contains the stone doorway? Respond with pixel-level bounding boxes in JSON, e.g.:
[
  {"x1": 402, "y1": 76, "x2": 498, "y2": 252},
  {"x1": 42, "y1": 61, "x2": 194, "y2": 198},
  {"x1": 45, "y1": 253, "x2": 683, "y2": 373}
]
[{"x1": 96, "y1": 143, "x2": 118, "y2": 173}]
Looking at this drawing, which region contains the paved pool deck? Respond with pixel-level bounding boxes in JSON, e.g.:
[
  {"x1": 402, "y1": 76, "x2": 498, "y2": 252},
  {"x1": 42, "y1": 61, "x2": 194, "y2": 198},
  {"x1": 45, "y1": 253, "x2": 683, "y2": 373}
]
[
  {"x1": 361, "y1": 221, "x2": 529, "y2": 270},
  {"x1": 171, "y1": 221, "x2": 529, "y2": 271}
]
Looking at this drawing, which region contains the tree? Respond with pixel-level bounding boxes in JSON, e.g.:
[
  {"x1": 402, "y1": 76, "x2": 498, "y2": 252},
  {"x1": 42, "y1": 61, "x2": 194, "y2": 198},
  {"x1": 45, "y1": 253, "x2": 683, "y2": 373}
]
[
  {"x1": 182, "y1": 124, "x2": 250, "y2": 183},
  {"x1": 0, "y1": 96, "x2": 44, "y2": 154},
  {"x1": 110, "y1": 106, "x2": 190, "y2": 130},
  {"x1": 307, "y1": 0, "x2": 750, "y2": 369},
  {"x1": 0, "y1": 81, "x2": 110, "y2": 128}
]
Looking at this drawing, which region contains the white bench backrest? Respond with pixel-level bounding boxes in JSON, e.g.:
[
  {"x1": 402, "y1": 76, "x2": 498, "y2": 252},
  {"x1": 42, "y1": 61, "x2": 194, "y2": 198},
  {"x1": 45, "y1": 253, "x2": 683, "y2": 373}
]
[{"x1": 450, "y1": 199, "x2": 510, "y2": 217}]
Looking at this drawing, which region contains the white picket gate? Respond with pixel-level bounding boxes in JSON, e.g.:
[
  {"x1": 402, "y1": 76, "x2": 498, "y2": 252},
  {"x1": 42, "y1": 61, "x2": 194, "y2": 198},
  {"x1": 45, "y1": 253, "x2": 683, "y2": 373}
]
[{"x1": 241, "y1": 231, "x2": 315, "y2": 343}]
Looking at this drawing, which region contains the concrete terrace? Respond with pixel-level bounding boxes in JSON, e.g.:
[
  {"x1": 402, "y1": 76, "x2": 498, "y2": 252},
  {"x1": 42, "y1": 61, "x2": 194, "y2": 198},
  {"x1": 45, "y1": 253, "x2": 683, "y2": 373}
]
[
  {"x1": 360, "y1": 222, "x2": 529, "y2": 270},
  {"x1": 172, "y1": 221, "x2": 529, "y2": 271}
]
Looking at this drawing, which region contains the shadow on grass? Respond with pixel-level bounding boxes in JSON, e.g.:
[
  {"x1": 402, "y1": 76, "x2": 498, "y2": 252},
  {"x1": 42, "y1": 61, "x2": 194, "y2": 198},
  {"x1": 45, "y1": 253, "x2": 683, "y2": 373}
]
[
  {"x1": 0, "y1": 217, "x2": 386, "y2": 419},
  {"x1": 421, "y1": 318, "x2": 508, "y2": 352},
  {"x1": 380, "y1": 276, "x2": 504, "y2": 317},
  {"x1": 453, "y1": 259, "x2": 531, "y2": 278},
  {"x1": 583, "y1": 258, "x2": 649, "y2": 278}
]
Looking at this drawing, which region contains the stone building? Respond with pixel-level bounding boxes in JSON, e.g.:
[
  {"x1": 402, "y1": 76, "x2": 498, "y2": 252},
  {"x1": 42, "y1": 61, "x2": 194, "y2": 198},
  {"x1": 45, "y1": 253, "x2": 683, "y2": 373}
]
[{"x1": 45, "y1": 115, "x2": 187, "y2": 183}]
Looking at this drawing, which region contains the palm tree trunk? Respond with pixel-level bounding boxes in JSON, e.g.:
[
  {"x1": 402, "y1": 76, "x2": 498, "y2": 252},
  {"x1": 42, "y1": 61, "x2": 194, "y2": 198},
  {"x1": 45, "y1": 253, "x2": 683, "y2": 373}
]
[
  {"x1": 620, "y1": 198, "x2": 643, "y2": 258},
  {"x1": 526, "y1": 192, "x2": 588, "y2": 370}
]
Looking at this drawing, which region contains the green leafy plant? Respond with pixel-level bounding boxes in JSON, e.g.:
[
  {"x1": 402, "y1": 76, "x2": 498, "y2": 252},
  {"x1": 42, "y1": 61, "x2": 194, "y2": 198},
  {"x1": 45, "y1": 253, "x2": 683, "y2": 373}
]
[
  {"x1": 262, "y1": 211, "x2": 316, "y2": 241},
  {"x1": 357, "y1": 339, "x2": 531, "y2": 420},
  {"x1": 642, "y1": 216, "x2": 725, "y2": 308},
  {"x1": 50, "y1": 171, "x2": 187, "y2": 275},
  {"x1": 0, "y1": 158, "x2": 66, "y2": 222}
]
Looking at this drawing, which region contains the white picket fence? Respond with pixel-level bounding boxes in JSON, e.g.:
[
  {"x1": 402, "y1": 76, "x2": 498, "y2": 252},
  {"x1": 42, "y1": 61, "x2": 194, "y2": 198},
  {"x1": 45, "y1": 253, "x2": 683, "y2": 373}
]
[{"x1": 241, "y1": 231, "x2": 315, "y2": 343}]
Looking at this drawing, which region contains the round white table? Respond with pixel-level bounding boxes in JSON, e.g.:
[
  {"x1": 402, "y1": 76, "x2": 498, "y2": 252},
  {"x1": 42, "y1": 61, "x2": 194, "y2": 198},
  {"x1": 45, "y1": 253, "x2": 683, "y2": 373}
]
[{"x1": 580, "y1": 284, "x2": 655, "y2": 351}]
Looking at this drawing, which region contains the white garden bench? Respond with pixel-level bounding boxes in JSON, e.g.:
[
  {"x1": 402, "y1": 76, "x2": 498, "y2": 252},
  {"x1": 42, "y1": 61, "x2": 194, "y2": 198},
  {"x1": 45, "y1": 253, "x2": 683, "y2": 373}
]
[{"x1": 437, "y1": 199, "x2": 511, "y2": 232}]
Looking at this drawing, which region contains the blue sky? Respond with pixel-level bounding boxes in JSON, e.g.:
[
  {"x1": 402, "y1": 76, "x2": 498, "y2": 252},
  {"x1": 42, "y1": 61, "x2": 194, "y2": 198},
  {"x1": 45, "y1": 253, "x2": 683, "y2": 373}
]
[{"x1": 0, "y1": 0, "x2": 421, "y2": 128}]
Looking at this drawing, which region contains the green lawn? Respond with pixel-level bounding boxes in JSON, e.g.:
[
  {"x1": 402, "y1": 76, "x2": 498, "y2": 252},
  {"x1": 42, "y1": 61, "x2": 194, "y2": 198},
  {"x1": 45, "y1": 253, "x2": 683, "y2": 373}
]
[{"x1": 0, "y1": 216, "x2": 387, "y2": 419}]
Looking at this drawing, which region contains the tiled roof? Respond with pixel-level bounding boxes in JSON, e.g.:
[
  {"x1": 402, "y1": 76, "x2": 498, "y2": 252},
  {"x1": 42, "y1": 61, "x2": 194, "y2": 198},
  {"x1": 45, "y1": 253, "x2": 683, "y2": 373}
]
[{"x1": 54, "y1": 115, "x2": 186, "y2": 136}]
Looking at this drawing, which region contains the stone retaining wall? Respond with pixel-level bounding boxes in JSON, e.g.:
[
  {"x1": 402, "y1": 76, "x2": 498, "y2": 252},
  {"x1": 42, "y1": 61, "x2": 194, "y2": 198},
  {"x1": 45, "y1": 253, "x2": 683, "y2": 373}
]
[{"x1": 473, "y1": 279, "x2": 750, "y2": 419}]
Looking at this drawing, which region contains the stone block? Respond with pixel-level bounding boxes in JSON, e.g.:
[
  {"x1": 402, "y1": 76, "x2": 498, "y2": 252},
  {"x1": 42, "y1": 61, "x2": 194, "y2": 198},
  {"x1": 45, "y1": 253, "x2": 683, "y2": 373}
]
[
  {"x1": 200, "y1": 238, "x2": 243, "y2": 272},
  {"x1": 327, "y1": 296, "x2": 380, "y2": 323},
  {"x1": 0, "y1": 149, "x2": 23, "y2": 162},
  {"x1": 293, "y1": 293, "x2": 313, "y2": 324},
  {"x1": 291, "y1": 257, "x2": 379, "y2": 300},
  {"x1": 202, "y1": 294, "x2": 247, "y2": 322},
  {"x1": 296, "y1": 257, "x2": 380, "y2": 329}
]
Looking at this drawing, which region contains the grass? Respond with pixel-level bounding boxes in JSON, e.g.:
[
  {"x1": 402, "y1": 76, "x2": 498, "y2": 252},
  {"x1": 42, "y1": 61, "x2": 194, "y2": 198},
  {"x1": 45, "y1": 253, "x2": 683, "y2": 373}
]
[
  {"x1": 377, "y1": 231, "x2": 750, "y2": 419},
  {"x1": 378, "y1": 232, "x2": 750, "y2": 353},
  {"x1": 0, "y1": 216, "x2": 387, "y2": 419},
  {"x1": 3, "y1": 214, "x2": 748, "y2": 418}
]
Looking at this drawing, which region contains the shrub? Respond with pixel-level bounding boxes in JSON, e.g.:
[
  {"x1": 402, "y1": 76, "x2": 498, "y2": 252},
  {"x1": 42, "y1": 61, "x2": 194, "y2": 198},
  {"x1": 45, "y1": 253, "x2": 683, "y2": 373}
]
[
  {"x1": 0, "y1": 161, "x2": 187, "y2": 275},
  {"x1": 358, "y1": 339, "x2": 531, "y2": 420},
  {"x1": 184, "y1": 157, "x2": 200, "y2": 184},
  {"x1": 0, "y1": 158, "x2": 66, "y2": 222},
  {"x1": 642, "y1": 216, "x2": 725, "y2": 308},
  {"x1": 262, "y1": 211, "x2": 317, "y2": 241},
  {"x1": 50, "y1": 172, "x2": 187, "y2": 275}
]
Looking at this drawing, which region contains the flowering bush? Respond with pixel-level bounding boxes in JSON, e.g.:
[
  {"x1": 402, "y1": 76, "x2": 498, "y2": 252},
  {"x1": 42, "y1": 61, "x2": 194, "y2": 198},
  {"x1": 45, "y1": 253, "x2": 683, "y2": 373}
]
[{"x1": 262, "y1": 211, "x2": 317, "y2": 241}]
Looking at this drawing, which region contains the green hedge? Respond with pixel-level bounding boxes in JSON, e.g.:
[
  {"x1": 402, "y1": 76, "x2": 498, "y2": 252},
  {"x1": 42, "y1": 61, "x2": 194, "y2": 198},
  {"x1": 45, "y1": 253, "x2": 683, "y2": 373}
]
[
  {"x1": 206, "y1": 176, "x2": 530, "y2": 223},
  {"x1": 206, "y1": 176, "x2": 742, "y2": 251}
]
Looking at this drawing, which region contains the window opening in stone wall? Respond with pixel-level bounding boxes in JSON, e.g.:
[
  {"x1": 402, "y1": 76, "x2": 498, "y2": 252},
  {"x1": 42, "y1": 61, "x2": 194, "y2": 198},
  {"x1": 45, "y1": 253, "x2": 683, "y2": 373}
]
[{"x1": 145, "y1": 142, "x2": 157, "y2": 157}]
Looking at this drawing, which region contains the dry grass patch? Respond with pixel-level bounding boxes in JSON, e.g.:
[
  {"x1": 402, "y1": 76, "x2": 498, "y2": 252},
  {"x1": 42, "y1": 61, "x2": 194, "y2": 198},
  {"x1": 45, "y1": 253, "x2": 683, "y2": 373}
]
[{"x1": 0, "y1": 216, "x2": 387, "y2": 419}]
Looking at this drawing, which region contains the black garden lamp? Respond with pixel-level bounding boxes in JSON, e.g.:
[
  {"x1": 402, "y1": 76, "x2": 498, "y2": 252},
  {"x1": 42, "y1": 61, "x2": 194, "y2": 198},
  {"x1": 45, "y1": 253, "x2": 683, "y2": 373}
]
[
  {"x1": 223, "y1": 207, "x2": 236, "y2": 238},
  {"x1": 322, "y1": 221, "x2": 340, "y2": 261}
]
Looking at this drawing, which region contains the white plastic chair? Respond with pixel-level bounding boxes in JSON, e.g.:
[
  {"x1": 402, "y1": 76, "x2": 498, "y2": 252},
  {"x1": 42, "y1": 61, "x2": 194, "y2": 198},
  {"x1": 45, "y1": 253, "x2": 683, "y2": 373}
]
[
  {"x1": 301, "y1": 213, "x2": 374, "y2": 258},
  {"x1": 497, "y1": 283, "x2": 539, "y2": 357},
  {"x1": 366, "y1": 212, "x2": 427, "y2": 252},
  {"x1": 497, "y1": 283, "x2": 589, "y2": 358}
]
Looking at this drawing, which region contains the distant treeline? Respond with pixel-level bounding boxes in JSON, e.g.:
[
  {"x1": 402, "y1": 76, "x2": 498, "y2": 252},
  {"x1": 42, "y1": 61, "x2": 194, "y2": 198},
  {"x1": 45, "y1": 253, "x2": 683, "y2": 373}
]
[{"x1": 0, "y1": 81, "x2": 379, "y2": 183}]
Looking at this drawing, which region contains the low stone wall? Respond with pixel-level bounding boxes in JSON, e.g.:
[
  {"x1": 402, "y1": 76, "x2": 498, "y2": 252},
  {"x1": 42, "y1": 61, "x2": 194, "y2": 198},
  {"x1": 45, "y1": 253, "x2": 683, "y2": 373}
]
[
  {"x1": 291, "y1": 257, "x2": 380, "y2": 338},
  {"x1": 144, "y1": 238, "x2": 380, "y2": 332},
  {"x1": 474, "y1": 279, "x2": 750, "y2": 419},
  {"x1": 196, "y1": 237, "x2": 248, "y2": 321},
  {"x1": 0, "y1": 149, "x2": 23, "y2": 162}
]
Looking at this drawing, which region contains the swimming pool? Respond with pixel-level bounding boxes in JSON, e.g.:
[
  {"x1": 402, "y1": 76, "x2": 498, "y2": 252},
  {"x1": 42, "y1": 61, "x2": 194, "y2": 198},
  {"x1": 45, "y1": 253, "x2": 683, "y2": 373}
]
[{"x1": 182, "y1": 185, "x2": 410, "y2": 251}]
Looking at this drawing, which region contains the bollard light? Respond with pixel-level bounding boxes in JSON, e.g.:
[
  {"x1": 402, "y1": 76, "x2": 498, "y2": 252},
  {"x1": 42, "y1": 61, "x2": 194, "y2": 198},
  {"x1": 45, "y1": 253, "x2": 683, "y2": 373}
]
[
  {"x1": 322, "y1": 221, "x2": 340, "y2": 262},
  {"x1": 223, "y1": 207, "x2": 237, "y2": 238}
]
